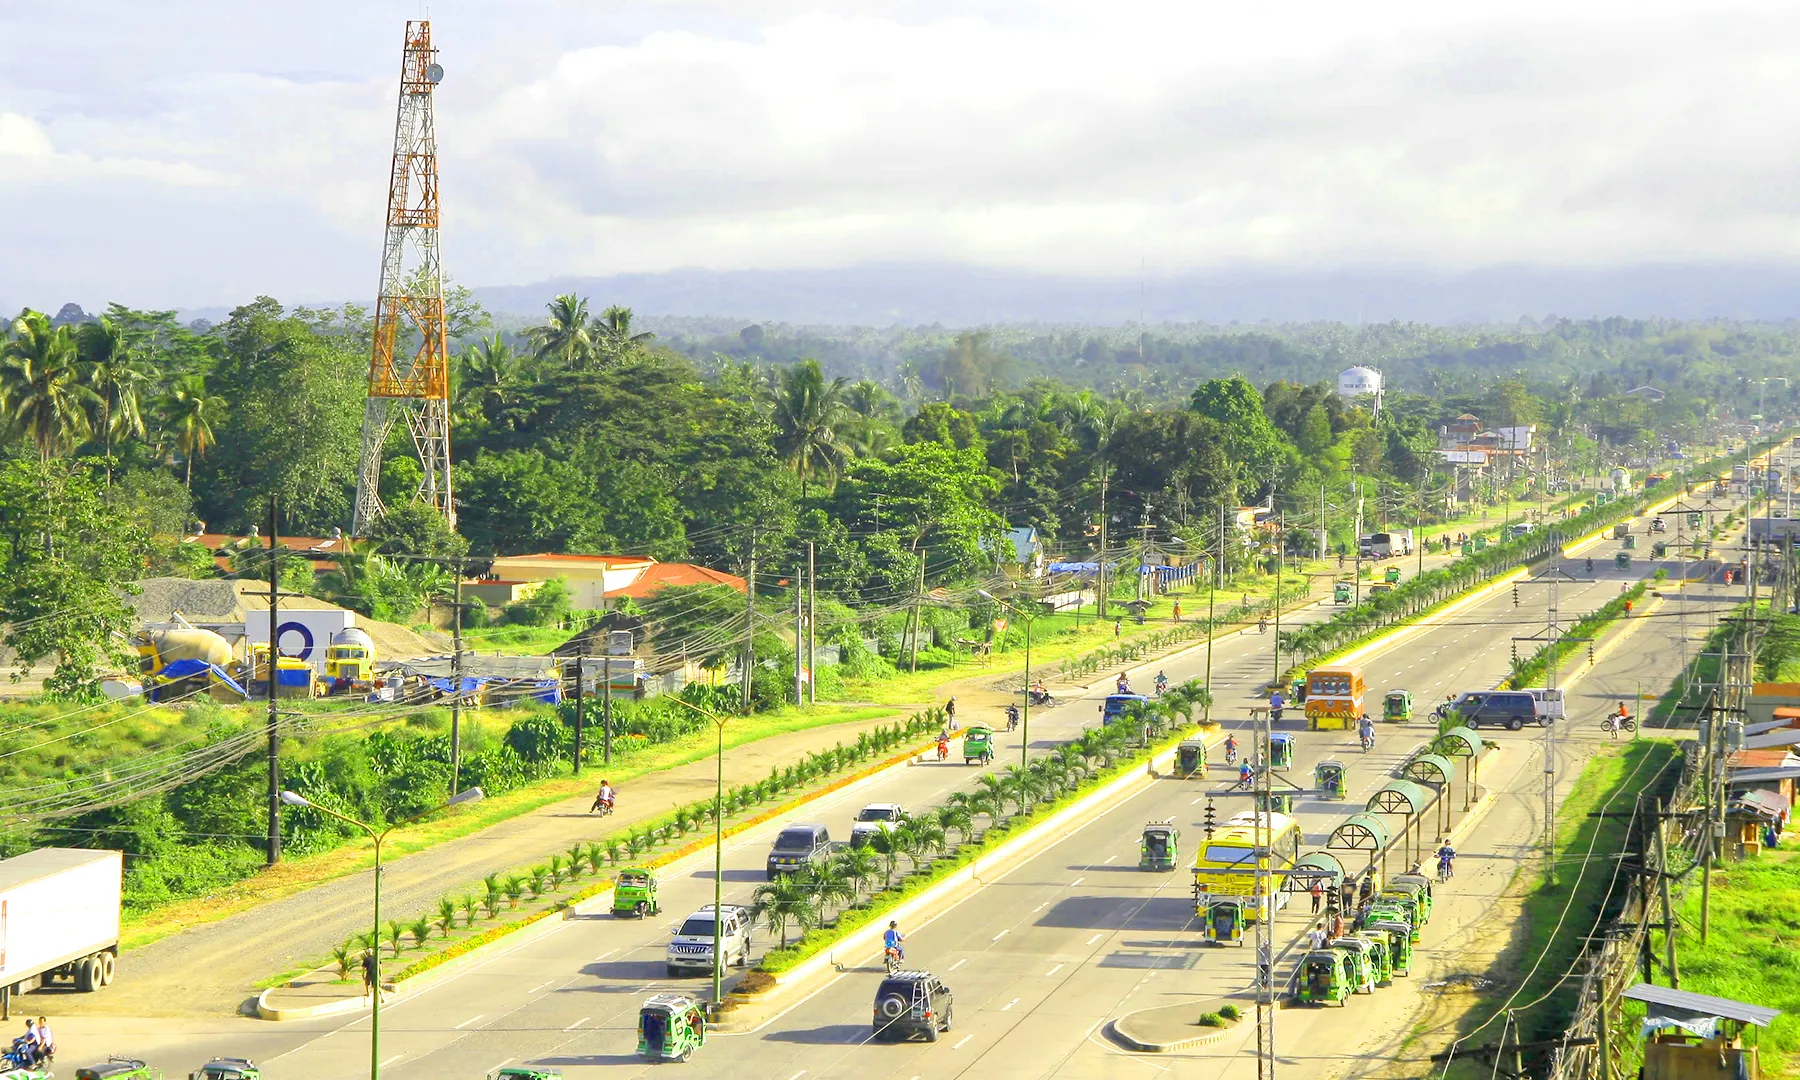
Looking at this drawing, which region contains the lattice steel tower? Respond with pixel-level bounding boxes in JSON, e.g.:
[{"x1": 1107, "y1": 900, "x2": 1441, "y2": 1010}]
[{"x1": 353, "y1": 20, "x2": 453, "y2": 535}]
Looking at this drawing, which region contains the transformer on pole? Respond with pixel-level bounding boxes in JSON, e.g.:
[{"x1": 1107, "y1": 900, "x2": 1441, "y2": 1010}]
[{"x1": 353, "y1": 20, "x2": 454, "y2": 535}]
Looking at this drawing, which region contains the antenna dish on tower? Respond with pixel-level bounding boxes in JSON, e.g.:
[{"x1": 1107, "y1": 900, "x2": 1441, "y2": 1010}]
[{"x1": 425, "y1": 63, "x2": 444, "y2": 83}]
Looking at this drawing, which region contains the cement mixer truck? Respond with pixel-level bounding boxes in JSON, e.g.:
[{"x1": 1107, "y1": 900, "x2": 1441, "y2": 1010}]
[
  {"x1": 103, "y1": 625, "x2": 250, "y2": 702},
  {"x1": 323, "y1": 627, "x2": 377, "y2": 694}
]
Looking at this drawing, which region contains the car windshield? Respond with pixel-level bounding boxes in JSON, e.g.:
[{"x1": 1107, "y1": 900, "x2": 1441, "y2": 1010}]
[
  {"x1": 1203, "y1": 844, "x2": 1258, "y2": 865},
  {"x1": 677, "y1": 917, "x2": 717, "y2": 937},
  {"x1": 857, "y1": 808, "x2": 896, "y2": 822},
  {"x1": 774, "y1": 830, "x2": 814, "y2": 851}
]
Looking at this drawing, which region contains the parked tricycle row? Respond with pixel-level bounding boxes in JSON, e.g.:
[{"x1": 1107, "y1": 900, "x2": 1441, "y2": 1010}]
[{"x1": 1295, "y1": 873, "x2": 1436, "y2": 1007}]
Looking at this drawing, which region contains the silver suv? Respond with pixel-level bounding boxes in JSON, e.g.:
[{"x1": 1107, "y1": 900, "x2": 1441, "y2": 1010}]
[
  {"x1": 666, "y1": 904, "x2": 753, "y2": 978},
  {"x1": 851, "y1": 804, "x2": 905, "y2": 847}
]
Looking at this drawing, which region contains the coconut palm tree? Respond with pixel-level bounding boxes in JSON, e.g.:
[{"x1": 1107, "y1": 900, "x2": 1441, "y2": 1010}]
[
  {"x1": 526, "y1": 293, "x2": 596, "y2": 370},
  {"x1": 1002, "y1": 764, "x2": 1047, "y2": 817},
  {"x1": 975, "y1": 773, "x2": 1010, "y2": 824},
  {"x1": 1, "y1": 311, "x2": 98, "y2": 462},
  {"x1": 76, "y1": 315, "x2": 152, "y2": 483},
  {"x1": 935, "y1": 804, "x2": 973, "y2": 848},
  {"x1": 454, "y1": 334, "x2": 531, "y2": 424},
  {"x1": 593, "y1": 305, "x2": 654, "y2": 363},
  {"x1": 867, "y1": 830, "x2": 903, "y2": 890},
  {"x1": 752, "y1": 874, "x2": 819, "y2": 948},
  {"x1": 765, "y1": 359, "x2": 853, "y2": 499},
  {"x1": 156, "y1": 374, "x2": 225, "y2": 486},
  {"x1": 833, "y1": 847, "x2": 882, "y2": 902}
]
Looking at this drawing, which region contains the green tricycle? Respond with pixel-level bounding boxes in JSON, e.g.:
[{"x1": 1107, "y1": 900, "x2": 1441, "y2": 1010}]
[
  {"x1": 1615, "y1": 551, "x2": 1632, "y2": 570},
  {"x1": 962, "y1": 724, "x2": 994, "y2": 765},
  {"x1": 1314, "y1": 759, "x2": 1347, "y2": 800},
  {"x1": 1334, "y1": 581, "x2": 1353, "y2": 604},
  {"x1": 1652, "y1": 541, "x2": 1668, "y2": 558},
  {"x1": 1269, "y1": 732, "x2": 1295, "y2": 770},
  {"x1": 1204, "y1": 900, "x2": 1245, "y2": 945},
  {"x1": 1255, "y1": 790, "x2": 1294, "y2": 815},
  {"x1": 1382, "y1": 689, "x2": 1413, "y2": 723},
  {"x1": 1366, "y1": 900, "x2": 1420, "y2": 943},
  {"x1": 1354, "y1": 932, "x2": 1395, "y2": 986},
  {"x1": 1140, "y1": 820, "x2": 1179, "y2": 870},
  {"x1": 1175, "y1": 739, "x2": 1207, "y2": 778},
  {"x1": 1623, "y1": 534, "x2": 1637, "y2": 550},
  {"x1": 1331, "y1": 938, "x2": 1377, "y2": 995},
  {"x1": 1384, "y1": 566, "x2": 1402, "y2": 584},
  {"x1": 1296, "y1": 949, "x2": 1351, "y2": 1006},
  {"x1": 190, "y1": 1060, "x2": 261, "y2": 1080},
  {"x1": 1389, "y1": 873, "x2": 1435, "y2": 923},
  {"x1": 1364, "y1": 918, "x2": 1414, "y2": 975},
  {"x1": 75, "y1": 1063, "x2": 161, "y2": 1080},
  {"x1": 637, "y1": 993, "x2": 708, "y2": 1063},
  {"x1": 488, "y1": 1069, "x2": 563, "y2": 1080},
  {"x1": 613, "y1": 865, "x2": 662, "y2": 918}
]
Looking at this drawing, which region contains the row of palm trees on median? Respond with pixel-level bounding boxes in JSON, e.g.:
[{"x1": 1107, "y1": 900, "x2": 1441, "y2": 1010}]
[{"x1": 750, "y1": 679, "x2": 1209, "y2": 948}]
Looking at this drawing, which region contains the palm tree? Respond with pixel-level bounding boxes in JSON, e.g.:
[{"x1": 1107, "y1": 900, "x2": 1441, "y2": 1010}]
[
  {"x1": 905, "y1": 817, "x2": 947, "y2": 868},
  {"x1": 801, "y1": 861, "x2": 856, "y2": 923},
  {"x1": 975, "y1": 773, "x2": 1010, "y2": 824},
  {"x1": 765, "y1": 359, "x2": 853, "y2": 499},
  {"x1": 76, "y1": 315, "x2": 152, "y2": 482},
  {"x1": 1, "y1": 311, "x2": 98, "y2": 462},
  {"x1": 867, "y1": 830, "x2": 903, "y2": 890},
  {"x1": 935, "y1": 804, "x2": 973, "y2": 848},
  {"x1": 526, "y1": 293, "x2": 596, "y2": 370},
  {"x1": 455, "y1": 334, "x2": 531, "y2": 423},
  {"x1": 1003, "y1": 764, "x2": 1047, "y2": 816},
  {"x1": 752, "y1": 874, "x2": 819, "y2": 948},
  {"x1": 833, "y1": 847, "x2": 882, "y2": 902},
  {"x1": 593, "y1": 305, "x2": 654, "y2": 363},
  {"x1": 156, "y1": 374, "x2": 225, "y2": 486}
]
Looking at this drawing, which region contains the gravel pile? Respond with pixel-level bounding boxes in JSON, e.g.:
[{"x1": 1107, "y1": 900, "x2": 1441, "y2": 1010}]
[{"x1": 130, "y1": 578, "x2": 242, "y2": 622}]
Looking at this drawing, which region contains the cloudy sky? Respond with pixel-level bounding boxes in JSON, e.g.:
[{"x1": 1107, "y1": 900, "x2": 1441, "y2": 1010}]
[{"x1": 2, "y1": 0, "x2": 1796, "y2": 311}]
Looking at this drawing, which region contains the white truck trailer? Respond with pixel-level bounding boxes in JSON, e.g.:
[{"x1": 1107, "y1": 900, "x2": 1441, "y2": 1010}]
[{"x1": 0, "y1": 848, "x2": 122, "y2": 1017}]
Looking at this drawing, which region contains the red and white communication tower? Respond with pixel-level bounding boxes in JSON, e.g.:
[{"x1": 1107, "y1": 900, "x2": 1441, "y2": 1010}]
[{"x1": 353, "y1": 20, "x2": 453, "y2": 534}]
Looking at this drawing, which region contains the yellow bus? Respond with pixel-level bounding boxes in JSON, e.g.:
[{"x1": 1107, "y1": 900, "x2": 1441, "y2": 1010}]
[{"x1": 1191, "y1": 810, "x2": 1303, "y2": 922}]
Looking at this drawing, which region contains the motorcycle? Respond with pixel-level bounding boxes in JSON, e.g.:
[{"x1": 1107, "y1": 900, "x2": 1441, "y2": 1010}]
[
  {"x1": 884, "y1": 945, "x2": 903, "y2": 974},
  {"x1": 1258, "y1": 617, "x2": 1269, "y2": 634},
  {"x1": 1270, "y1": 706, "x2": 1284, "y2": 723},
  {"x1": 1224, "y1": 741, "x2": 1239, "y2": 766},
  {"x1": 1437, "y1": 856, "x2": 1455, "y2": 882},
  {"x1": 1585, "y1": 557, "x2": 1594, "y2": 573},
  {"x1": 1603, "y1": 714, "x2": 1637, "y2": 738},
  {"x1": 1154, "y1": 679, "x2": 1169, "y2": 696},
  {"x1": 936, "y1": 738, "x2": 950, "y2": 761},
  {"x1": 1005, "y1": 705, "x2": 1020, "y2": 732},
  {"x1": 1359, "y1": 728, "x2": 1375, "y2": 753},
  {"x1": 592, "y1": 795, "x2": 616, "y2": 817},
  {"x1": 1027, "y1": 688, "x2": 1057, "y2": 708}
]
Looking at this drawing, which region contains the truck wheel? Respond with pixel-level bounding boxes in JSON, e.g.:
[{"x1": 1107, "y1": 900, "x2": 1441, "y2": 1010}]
[
  {"x1": 75, "y1": 956, "x2": 98, "y2": 992},
  {"x1": 100, "y1": 950, "x2": 117, "y2": 985}
]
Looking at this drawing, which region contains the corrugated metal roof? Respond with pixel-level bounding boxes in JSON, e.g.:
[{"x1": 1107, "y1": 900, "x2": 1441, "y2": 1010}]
[
  {"x1": 1747, "y1": 729, "x2": 1800, "y2": 750},
  {"x1": 1623, "y1": 983, "x2": 1780, "y2": 1027},
  {"x1": 1729, "y1": 766, "x2": 1800, "y2": 786}
]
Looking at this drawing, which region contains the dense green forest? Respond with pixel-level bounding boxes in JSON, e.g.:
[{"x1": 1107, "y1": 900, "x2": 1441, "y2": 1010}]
[{"x1": 0, "y1": 295, "x2": 1757, "y2": 696}]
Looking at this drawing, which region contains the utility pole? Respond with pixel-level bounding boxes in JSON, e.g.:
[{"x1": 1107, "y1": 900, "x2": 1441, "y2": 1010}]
[
  {"x1": 1097, "y1": 465, "x2": 1110, "y2": 620},
  {"x1": 807, "y1": 541, "x2": 817, "y2": 706},
  {"x1": 1513, "y1": 565, "x2": 1591, "y2": 887},
  {"x1": 265, "y1": 496, "x2": 281, "y2": 867},
  {"x1": 743, "y1": 540, "x2": 757, "y2": 714},
  {"x1": 1137, "y1": 505, "x2": 1155, "y2": 603},
  {"x1": 450, "y1": 575, "x2": 463, "y2": 794},
  {"x1": 1272, "y1": 511, "x2": 1285, "y2": 687},
  {"x1": 1654, "y1": 797, "x2": 1679, "y2": 987},
  {"x1": 794, "y1": 567, "x2": 805, "y2": 705},
  {"x1": 573, "y1": 654, "x2": 585, "y2": 775},
  {"x1": 1253, "y1": 700, "x2": 1276, "y2": 1080},
  {"x1": 909, "y1": 557, "x2": 925, "y2": 674},
  {"x1": 1204, "y1": 503, "x2": 1221, "y2": 723},
  {"x1": 1318, "y1": 484, "x2": 1328, "y2": 561}
]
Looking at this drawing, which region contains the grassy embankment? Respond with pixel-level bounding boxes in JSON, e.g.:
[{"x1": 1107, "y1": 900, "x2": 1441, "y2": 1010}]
[{"x1": 1437, "y1": 740, "x2": 1680, "y2": 1079}]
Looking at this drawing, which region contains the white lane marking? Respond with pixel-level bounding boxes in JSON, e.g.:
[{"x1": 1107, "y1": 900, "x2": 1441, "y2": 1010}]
[
  {"x1": 593, "y1": 949, "x2": 616, "y2": 962},
  {"x1": 992, "y1": 929, "x2": 1009, "y2": 941},
  {"x1": 1103, "y1": 854, "x2": 1117, "y2": 864},
  {"x1": 382, "y1": 1055, "x2": 405, "y2": 1068},
  {"x1": 454, "y1": 1014, "x2": 483, "y2": 1030},
  {"x1": 529, "y1": 979, "x2": 555, "y2": 993},
  {"x1": 1070, "y1": 877, "x2": 1085, "y2": 887},
  {"x1": 1191, "y1": 797, "x2": 1205, "y2": 805},
  {"x1": 1002, "y1": 997, "x2": 1021, "y2": 1010},
  {"x1": 954, "y1": 1035, "x2": 974, "y2": 1049},
  {"x1": 948, "y1": 958, "x2": 967, "y2": 972},
  {"x1": 1046, "y1": 963, "x2": 1065, "y2": 976},
  {"x1": 790, "y1": 1071, "x2": 809, "y2": 1080},
  {"x1": 1033, "y1": 902, "x2": 1048, "y2": 912},
  {"x1": 487, "y1": 1063, "x2": 512, "y2": 1076},
  {"x1": 1086, "y1": 933, "x2": 1104, "y2": 945},
  {"x1": 564, "y1": 1016, "x2": 590, "y2": 1032}
]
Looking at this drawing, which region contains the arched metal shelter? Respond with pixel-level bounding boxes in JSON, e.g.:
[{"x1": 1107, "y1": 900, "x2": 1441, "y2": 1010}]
[
  {"x1": 1328, "y1": 812, "x2": 1390, "y2": 851},
  {"x1": 1431, "y1": 726, "x2": 1485, "y2": 810},
  {"x1": 1402, "y1": 753, "x2": 1455, "y2": 785},
  {"x1": 1284, "y1": 850, "x2": 1347, "y2": 893},
  {"x1": 1367, "y1": 779, "x2": 1434, "y2": 865}
]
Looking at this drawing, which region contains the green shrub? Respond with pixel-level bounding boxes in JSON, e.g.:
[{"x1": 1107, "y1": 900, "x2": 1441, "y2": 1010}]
[
  {"x1": 1219, "y1": 1003, "x2": 1241, "y2": 1020},
  {"x1": 1197, "y1": 1012, "x2": 1224, "y2": 1027}
]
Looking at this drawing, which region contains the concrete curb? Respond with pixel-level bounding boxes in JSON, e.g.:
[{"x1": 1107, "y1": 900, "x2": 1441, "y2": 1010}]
[
  {"x1": 713, "y1": 727, "x2": 1209, "y2": 1033},
  {"x1": 1107, "y1": 1014, "x2": 1242, "y2": 1053}
]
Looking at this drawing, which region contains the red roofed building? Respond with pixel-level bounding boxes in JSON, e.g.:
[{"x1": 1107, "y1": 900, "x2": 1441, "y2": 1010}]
[{"x1": 465, "y1": 553, "x2": 744, "y2": 610}]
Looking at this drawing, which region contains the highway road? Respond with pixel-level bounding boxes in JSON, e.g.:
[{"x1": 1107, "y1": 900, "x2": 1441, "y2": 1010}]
[{"x1": 43, "y1": 489, "x2": 1749, "y2": 1078}]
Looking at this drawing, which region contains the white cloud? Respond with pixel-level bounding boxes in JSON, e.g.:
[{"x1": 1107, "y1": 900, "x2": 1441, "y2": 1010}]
[{"x1": 3, "y1": 0, "x2": 1799, "y2": 308}]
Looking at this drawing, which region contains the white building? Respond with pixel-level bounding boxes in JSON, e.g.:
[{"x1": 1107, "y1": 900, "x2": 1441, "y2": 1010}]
[{"x1": 1337, "y1": 366, "x2": 1383, "y2": 414}]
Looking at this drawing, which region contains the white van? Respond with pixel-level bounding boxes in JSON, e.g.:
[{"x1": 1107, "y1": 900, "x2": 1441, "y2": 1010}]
[{"x1": 1520, "y1": 688, "x2": 1564, "y2": 722}]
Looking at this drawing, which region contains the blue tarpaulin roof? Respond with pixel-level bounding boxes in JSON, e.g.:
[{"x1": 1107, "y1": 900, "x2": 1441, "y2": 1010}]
[{"x1": 155, "y1": 659, "x2": 249, "y2": 698}]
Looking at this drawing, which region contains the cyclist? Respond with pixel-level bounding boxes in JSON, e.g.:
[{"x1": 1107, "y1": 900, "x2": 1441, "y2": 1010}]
[
  {"x1": 1436, "y1": 844, "x2": 1457, "y2": 881},
  {"x1": 1358, "y1": 713, "x2": 1376, "y2": 751},
  {"x1": 1154, "y1": 670, "x2": 1169, "y2": 695},
  {"x1": 1224, "y1": 734, "x2": 1239, "y2": 765}
]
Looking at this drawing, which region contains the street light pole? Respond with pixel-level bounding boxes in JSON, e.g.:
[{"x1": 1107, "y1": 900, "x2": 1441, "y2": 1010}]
[
  {"x1": 979, "y1": 590, "x2": 1035, "y2": 772},
  {"x1": 278, "y1": 786, "x2": 485, "y2": 1080},
  {"x1": 667, "y1": 695, "x2": 731, "y2": 1009}
]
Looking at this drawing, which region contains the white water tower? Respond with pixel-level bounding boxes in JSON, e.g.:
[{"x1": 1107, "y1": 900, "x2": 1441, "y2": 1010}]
[{"x1": 1338, "y1": 366, "x2": 1383, "y2": 415}]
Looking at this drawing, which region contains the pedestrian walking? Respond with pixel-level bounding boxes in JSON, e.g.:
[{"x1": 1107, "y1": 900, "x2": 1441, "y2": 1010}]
[
  {"x1": 362, "y1": 949, "x2": 385, "y2": 1004},
  {"x1": 1172, "y1": 600, "x2": 1182, "y2": 622},
  {"x1": 1113, "y1": 620, "x2": 1121, "y2": 640},
  {"x1": 1309, "y1": 879, "x2": 1324, "y2": 914},
  {"x1": 1329, "y1": 912, "x2": 1345, "y2": 940},
  {"x1": 1307, "y1": 925, "x2": 1327, "y2": 951}
]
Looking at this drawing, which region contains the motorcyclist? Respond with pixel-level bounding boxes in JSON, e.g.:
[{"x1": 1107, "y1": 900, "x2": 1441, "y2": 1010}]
[
  {"x1": 884, "y1": 920, "x2": 905, "y2": 962},
  {"x1": 1224, "y1": 734, "x2": 1239, "y2": 765},
  {"x1": 1269, "y1": 690, "x2": 1285, "y2": 722},
  {"x1": 1117, "y1": 672, "x2": 1131, "y2": 694},
  {"x1": 1154, "y1": 670, "x2": 1169, "y2": 695},
  {"x1": 1005, "y1": 703, "x2": 1020, "y2": 731},
  {"x1": 590, "y1": 779, "x2": 616, "y2": 815},
  {"x1": 1585, "y1": 556, "x2": 1594, "y2": 572},
  {"x1": 1029, "y1": 679, "x2": 1049, "y2": 706},
  {"x1": 1436, "y1": 844, "x2": 1457, "y2": 880},
  {"x1": 1238, "y1": 761, "x2": 1254, "y2": 787},
  {"x1": 1358, "y1": 713, "x2": 1376, "y2": 749},
  {"x1": 1258, "y1": 615, "x2": 1269, "y2": 634}
]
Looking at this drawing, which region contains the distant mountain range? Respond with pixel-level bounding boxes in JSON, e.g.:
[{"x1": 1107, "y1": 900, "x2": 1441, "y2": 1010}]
[
  {"x1": 153, "y1": 261, "x2": 1800, "y2": 328},
  {"x1": 470, "y1": 262, "x2": 1800, "y2": 327}
]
